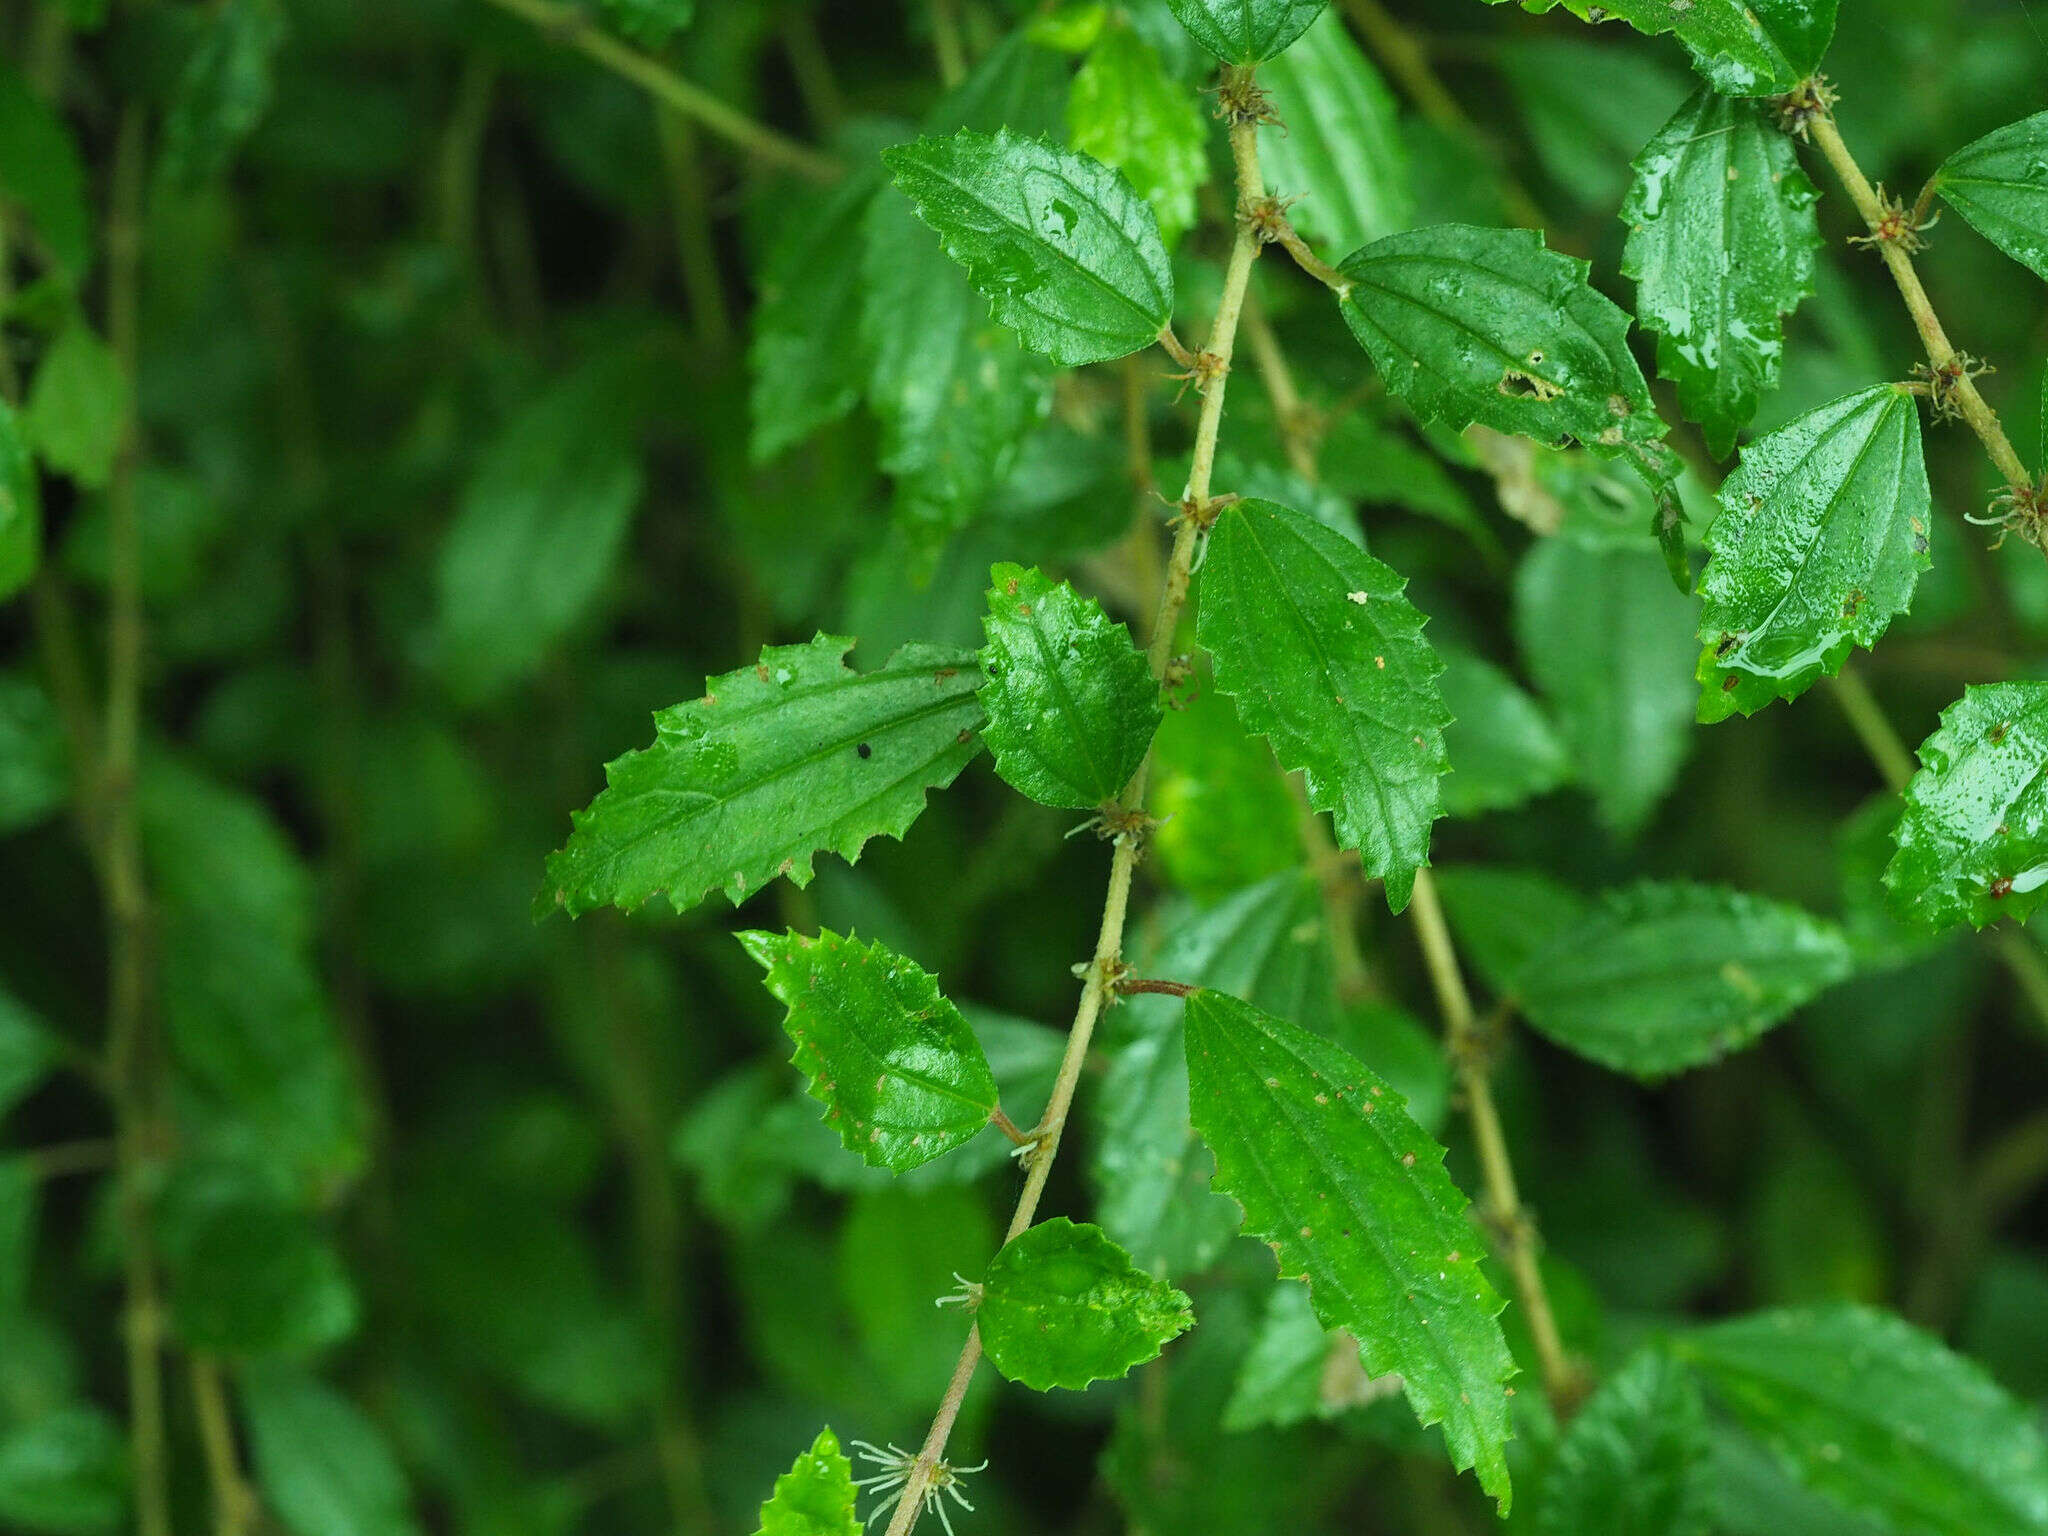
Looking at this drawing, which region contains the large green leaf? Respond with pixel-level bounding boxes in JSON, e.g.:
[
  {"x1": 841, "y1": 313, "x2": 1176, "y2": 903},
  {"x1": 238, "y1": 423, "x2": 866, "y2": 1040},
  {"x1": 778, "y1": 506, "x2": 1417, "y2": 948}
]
[
  {"x1": 1436, "y1": 644, "x2": 1570, "y2": 818},
  {"x1": 1258, "y1": 11, "x2": 1411, "y2": 257},
  {"x1": 1676, "y1": 1305, "x2": 2048, "y2": 1536},
  {"x1": 978, "y1": 1219, "x2": 1193, "y2": 1390},
  {"x1": 0, "y1": 1405, "x2": 127, "y2": 1536},
  {"x1": 1183, "y1": 989, "x2": 1516, "y2": 1510},
  {"x1": 241, "y1": 1365, "x2": 422, "y2": 1536},
  {"x1": 1486, "y1": 0, "x2": 1839, "y2": 96},
  {"x1": 1509, "y1": 882, "x2": 1854, "y2": 1079},
  {"x1": 1621, "y1": 88, "x2": 1820, "y2": 457},
  {"x1": 1337, "y1": 225, "x2": 1667, "y2": 470},
  {"x1": 1935, "y1": 110, "x2": 2048, "y2": 282},
  {"x1": 541, "y1": 635, "x2": 985, "y2": 917},
  {"x1": 1694, "y1": 386, "x2": 1930, "y2": 720},
  {"x1": 1538, "y1": 1348, "x2": 1712, "y2": 1536},
  {"x1": 1164, "y1": 0, "x2": 1326, "y2": 62},
  {"x1": 1197, "y1": 498, "x2": 1448, "y2": 910},
  {"x1": 0, "y1": 66, "x2": 91, "y2": 280},
  {"x1": 979, "y1": 563, "x2": 1160, "y2": 809},
  {"x1": 1885, "y1": 682, "x2": 2048, "y2": 930},
  {"x1": 883, "y1": 129, "x2": 1174, "y2": 367},
  {"x1": 755, "y1": 1427, "x2": 859, "y2": 1536},
  {"x1": 1067, "y1": 20, "x2": 1209, "y2": 247},
  {"x1": 739, "y1": 928, "x2": 1000, "y2": 1173}
]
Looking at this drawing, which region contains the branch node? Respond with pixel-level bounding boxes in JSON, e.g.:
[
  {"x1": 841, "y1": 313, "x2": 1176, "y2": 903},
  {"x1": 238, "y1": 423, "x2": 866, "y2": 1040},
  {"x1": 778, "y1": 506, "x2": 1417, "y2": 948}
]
[
  {"x1": 1911, "y1": 352, "x2": 1993, "y2": 420},
  {"x1": 1774, "y1": 74, "x2": 1839, "y2": 139},
  {"x1": 1849, "y1": 184, "x2": 1936, "y2": 254}
]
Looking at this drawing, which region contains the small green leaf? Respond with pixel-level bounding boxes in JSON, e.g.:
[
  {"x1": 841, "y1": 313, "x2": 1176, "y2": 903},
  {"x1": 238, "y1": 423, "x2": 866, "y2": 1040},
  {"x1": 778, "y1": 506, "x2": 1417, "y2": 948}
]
[
  {"x1": 1258, "y1": 11, "x2": 1411, "y2": 257},
  {"x1": 1885, "y1": 681, "x2": 2048, "y2": 930},
  {"x1": 755, "y1": 1426, "x2": 859, "y2": 1536},
  {"x1": 1164, "y1": 0, "x2": 1326, "y2": 63},
  {"x1": 0, "y1": 400, "x2": 37, "y2": 601},
  {"x1": 1436, "y1": 644, "x2": 1570, "y2": 818},
  {"x1": 979, "y1": 563, "x2": 1159, "y2": 809},
  {"x1": 1337, "y1": 225, "x2": 1667, "y2": 471},
  {"x1": 0, "y1": 1405, "x2": 128, "y2": 1536},
  {"x1": 0, "y1": 66, "x2": 92, "y2": 281},
  {"x1": 883, "y1": 129, "x2": 1174, "y2": 367},
  {"x1": 158, "y1": 0, "x2": 284, "y2": 187},
  {"x1": 1935, "y1": 110, "x2": 2048, "y2": 282},
  {"x1": 1676, "y1": 1305, "x2": 2048, "y2": 1536},
  {"x1": 1539, "y1": 1348, "x2": 1712, "y2": 1536},
  {"x1": 739, "y1": 928, "x2": 999, "y2": 1173},
  {"x1": 1198, "y1": 498, "x2": 1449, "y2": 910},
  {"x1": 1184, "y1": 988, "x2": 1516, "y2": 1510},
  {"x1": 1510, "y1": 882, "x2": 1854, "y2": 1079},
  {"x1": 1621, "y1": 88, "x2": 1821, "y2": 457},
  {"x1": 23, "y1": 325, "x2": 127, "y2": 491},
  {"x1": 1694, "y1": 386, "x2": 1930, "y2": 720},
  {"x1": 1067, "y1": 21, "x2": 1209, "y2": 247},
  {"x1": 542, "y1": 635, "x2": 984, "y2": 917},
  {"x1": 1487, "y1": 0, "x2": 1838, "y2": 96},
  {"x1": 241, "y1": 1365, "x2": 421, "y2": 1536},
  {"x1": 978, "y1": 1218, "x2": 1193, "y2": 1390}
]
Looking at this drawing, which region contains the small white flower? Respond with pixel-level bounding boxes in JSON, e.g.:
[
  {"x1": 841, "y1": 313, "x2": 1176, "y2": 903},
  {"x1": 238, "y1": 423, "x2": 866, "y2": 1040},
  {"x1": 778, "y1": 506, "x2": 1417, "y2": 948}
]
[{"x1": 850, "y1": 1441, "x2": 988, "y2": 1536}]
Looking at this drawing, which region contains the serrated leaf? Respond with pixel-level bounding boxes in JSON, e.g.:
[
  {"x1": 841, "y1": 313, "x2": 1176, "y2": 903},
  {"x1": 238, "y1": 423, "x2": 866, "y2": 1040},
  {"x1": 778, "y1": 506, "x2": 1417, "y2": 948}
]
[
  {"x1": 542, "y1": 635, "x2": 984, "y2": 917},
  {"x1": 1164, "y1": 0, "x2": 1325, "y2": 63},
  {"x1": 23, "y1": 324, "x2": 127, "y2": 491},
  {"x1": 1935, "y1": 110, "x2": 2048, "y2": 282},
  {"x1": 242, "y1": 1365, "x2": 421, "y2": 1536},
  {"x1": 1694, "y1": 386, "x2": 1930, "y2": 720},
  {"x1": 883, "y1": 129, "x2": 1173, "y2": 367},
  {"x1": 158, "y1": 0, "x2": 284, "y2": 187},
  {"x1": 1258, "y1": 11, "x2": 1411, "y2": 257},
  {"x1": 755, "y1": 1426, "x2": 859, "y2": 1536},
  {"x1": 0, "y1": 66, "x2": 91, "y2": 281},
  {"x1": 1676, "y1": 1305, "x2": 2048, "y2": 1536},
  {"x1": 0, "y1": 1404, "x2": 127, "y2": 1536},
  {"x1": 1488, "y1": 0, "x2": 1838, "y2": 97},
  {"x1": 978, "y1": 1218, "x2": 1193, "y2": 1390},
  {"x1": 1337, "y1": 225, "x2": 1667, "y2": 473},
  {"x1": 1068, "y1": 21, "x2": 1209, "y2": 247},
  {"x1": 1539, "y1": 1348, "x2": 1712, "y2": 1536},
  {"x1": 1621, "y1": 88, "x2": 1821, "y2": 456},
  {"x1": 739, "y1": 928, "x2": 999, "y2": 1173},
  {"x1": 1437, "y1": 645, "x2": 1570, "y2": 818},
  {"x1": 1885, "y1": 682, "x2": 2048, "y2": 931},
  {"x1": 1509, "y1": 882, "x2": 1854, "y2": 1078},
  {"x1": 1183, "y1": 988, "x2": 1515, "y2": 1509},
  {"x1": 979, "y1": 563, "x2": 1160, "y2": 809},
  {"x1": 1197, "y1": 498, "x2": 1448, "y2": 911}
]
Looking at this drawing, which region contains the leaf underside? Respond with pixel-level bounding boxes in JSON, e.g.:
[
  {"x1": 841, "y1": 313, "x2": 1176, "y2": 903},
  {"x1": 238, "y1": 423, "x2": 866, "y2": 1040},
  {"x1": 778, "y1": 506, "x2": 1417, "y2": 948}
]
[
  {"x1": 1486, "y1": 0, "x2": 1839, "y2": 96},
  {"x1": 1163, "y1": 0, "x2": 1328, "y2": 64}
]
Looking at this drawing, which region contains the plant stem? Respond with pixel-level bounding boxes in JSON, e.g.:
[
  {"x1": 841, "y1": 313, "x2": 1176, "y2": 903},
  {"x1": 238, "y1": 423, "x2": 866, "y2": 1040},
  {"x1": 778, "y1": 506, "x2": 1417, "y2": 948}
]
[
  {"x1": 1804, "y1": 106, "x2": 2035, "y2": 495},
  {"x1": 655, "y1": 108, "x2": 735, "y2": 355},
  {"x1": 879, "y1": 88, "x2": 1273, "y2": 1536},
  {"x1": 778, "y1": 2, "x2": 845, "y2": 132},
  {"x1": 929, "y1": 0, "x2": 967, "y2": 88},
  {"x1": 190, "y1": 1357, "x2": 256, "y2": 1536},
  {"x1": 477, "y1": 0, "x2": 840, "y2": 182}
]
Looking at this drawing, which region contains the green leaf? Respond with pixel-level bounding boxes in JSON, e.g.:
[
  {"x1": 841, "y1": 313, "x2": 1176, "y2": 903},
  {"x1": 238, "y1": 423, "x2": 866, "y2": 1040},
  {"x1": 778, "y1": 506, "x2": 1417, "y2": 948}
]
[
  {"x1": 434, "y1": 358, "x2": 645, "y2": 704},
  {"x1": 0, "y1": 982, "x2": 57, "y2": 1126},
  {"x1": 1539, "y1": 1348, "x2": 1712, "y2": 1536},
  {"x1": 0, "y1": 672, "x2": 65, "y2": 836},
  {"x1": 242, "y1": 1365, "x2": 422, "y2": 1536},
  {"x1": 978, "y1": 1218, "x2": 1193, "y2": 1390},
  {"x1": 1222, "y1": 1279, "x2": 1395, "y2": 1430},
  {"x1": 1183, "y1": 988, "x2": 1516, "y2": 1509},
  {"x1": 1150, "y1": 685, "x2": 1300, "y2": 901},
  {"x1": 23, "y1": 325, "x2": 127, "y2": 491},
  {"x1": 882, "y1": 129, "x2": 1174, "y2": 367},
  {"x1": 0, "y1": 66, "x2": 91, "y2": 281},
  {"x1": 1676, "y1": 1305, "x2": 2048, "y2": 1536},
  {"x1": 0, "y1": 400, "x2": 37, "y2": 601},
  {"x1": 596, "y1": 0, "x2": 692, "y2": 44},
  {"x1": 542, "y1": 635, "x2": 985, "y2": 917},
  {"x1": 1487, "y1": 0, "x2": 1839, "y2": 96},
  {"x1": 1431, "y1": 865, "x2": 1591, "y2": 997},
  {"x1": 1509, "y1": 882, "x2": 1854, "y2": 1078},
  {"x1": 1164, "y1": 0, "x2": 1326, "y2": 63},
  {"x1": 0, "y1": 1405, "x2": 127, "y2": 1536},
  {"x1": 1885, "y1": 681, "x2": 2048, "y2": 930},
  {"x1": 1197, "y1": 498, "x2": 1449, "y2": 910},
  {"x1": 755, "y1": 1426, "x2": 859, "y2": 1536},
  {"x1": 1067, "y1": 21, "x2": 1209, "y2": 247},
  {"x1": 979, "y1": 563, "x2": 1160, "y2": 809},
  {"x1": 739, "y1": 928, "x2": 1000, "y2": 1173},
  {"x1": 1935, "y1": 110, "x2": 2048, "y2": 282},
  {"x1": 1337, "y1": 225, "x2": 1668, "y2": 472},
  {"x1": 1437, "y1": 644, "x2": 1570, "y2": 818},
  {"x1": 1621, "y1": 88, "x2": 1821, "y2": 457},
  {"x1": 159, "y1": 0, "x2": 284, "y2": 186},
  {"x1": 1694, "y1": 386, "x2": 1931, "y2": 721},
  {"x1": 1257, "y1": 11, "x2": 1412, "y2": 257},
  {"x1": 838, "y1": 1185, "x2": 995, "y2": 1405},
  {"x1": 0, "y1": 1157, "x2": 34, "y2": 1311}
]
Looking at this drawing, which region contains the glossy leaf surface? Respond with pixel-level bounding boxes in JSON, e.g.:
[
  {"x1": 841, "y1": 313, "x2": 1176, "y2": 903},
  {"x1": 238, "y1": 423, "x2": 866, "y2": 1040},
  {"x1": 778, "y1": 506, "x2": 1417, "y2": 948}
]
[
  {"x1": 1937, "y1": 110, "x2": 2048, "y2": 282},
  {"x1": 883, "y1": 129, "x2": 1173, "y2": 366},
  {"x1": 979, "y1": 563, "x2": 1159, "y2": 808},
  {"x1": 739, "y1": 928, "x2": 999, "y2": 1173},
  {"x1": 979, "y1": 1219, "x2": 1193, "y2": 1390},
  {"x1": 1067, "y1": 22, "x2": 1209, "y2": 247},
  {"x1": 1539, "y1": 1348, "x2": 1712, "y2": 1536},
  {"x1": 755, "y1": 1427, "x2": 860, "y2": 1536},
  {"x1": 1694, "y1": 387, "x2": 1929, "y2": 719},
  {"x1": 1184, "y1": 989, "x2": 1516, "y2": 1509},
  {"x1": 1198, "y1": 498, "x2": 1448, "y2": 910},
  {"x1": 1259, "y1": 11, "x2": 1411, "y2": 257},
  {"x1": 1487, "y1": 0, "x2": 1838, "y2": 96},
  {"x1": 542, "y1": 636, "x2": 984, "y2": 917},
  {"x1": 1621, "y1": 88, "x2": 1820, "y2": 456},
  {"x1": 1885, "y1": 682, "x2": 2048, "y2": 930},
  {"x1": 1164, "y1": 0, "x2": 1327, "y2": 63}
]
